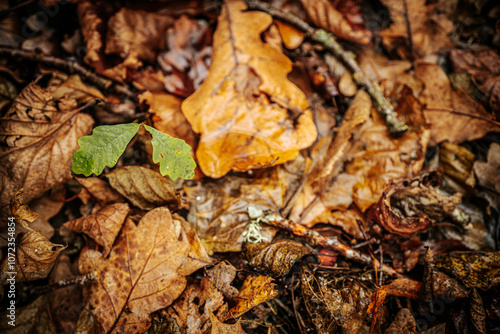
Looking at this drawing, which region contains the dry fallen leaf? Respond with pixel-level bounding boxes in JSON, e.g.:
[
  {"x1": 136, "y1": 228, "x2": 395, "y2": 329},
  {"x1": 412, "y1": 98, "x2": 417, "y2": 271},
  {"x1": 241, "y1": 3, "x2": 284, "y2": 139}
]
[
  {"x1": 299, "y1": 0, "x2": 372, "y2": 45},
  {"x1": 384, "y1": 308, "x2": 418, "y2": 334},
  {"x1": 474, "y1": 142, "x2": 500, "y2": 192},
  {"x1": 415, "y1": 63, "x2": 500, "y2": 144},
  {"x1": 64, "y1": 203, "x2": 130, "y2": 256},
  {"x1": 209, "y1": 309, "x2": 246, "y2": 334},
  {"x1": 0, "y1": 296, "x2": 56, "y2": 333},
  {"x1": 244, "y1": 240, "x2": 313, "y2": 277},
  {"x1": 105, "y1": 166, "x2": 181, "y2": 211},
  {"x1": 163, "y1": 277, "x2": 226, "y2": 333},
  {"x1": 0, "y1": 82, "x2": 94, "y2": 220},
  {"x1": 229, "y1": 275, "x2": 278, "y2": 319},
  {"x1": 275, "y1": 21, "x2": 305, "y2": 49},
  {"x1": 75, "y1": 176, "x2": 125, "y2": 207},
  {"x1": 434, "y1": 251, "x2": 500, "y2": 290},
  {"x1": 80, "y1": 207, "x2": 210, "y2": 333},
  {"x1": 182, "y1": 0, "x2": 317, "y2": 178},
  {"x1": 0, "y1": 226, "x2": 66, "y2": 285},
  {"x1": 206, "y1": 261, "x2": 238, "y2": 302},
  {"x1": 380, "y1": 0, "x2": 453, "y2": 59}
]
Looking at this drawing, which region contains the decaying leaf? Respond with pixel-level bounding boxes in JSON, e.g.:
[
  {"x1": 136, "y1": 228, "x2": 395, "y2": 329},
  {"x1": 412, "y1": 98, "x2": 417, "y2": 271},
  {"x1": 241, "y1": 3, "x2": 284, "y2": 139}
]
[
  {"x1": 244, "y1": 240, "x2": 313, "y2": 277},
  {"x1": 275, "y1": 21, "x2": 305, "y2": 49},
  {"x1": 64, "y1": 203, "x2": 129, "y2": 256},
  {"x1": 384, "y1": 308, "x2": 418, "y2": 334},
  {"x1": 206, "y1": 261, "x2": 238, "y2": 301},
  {"x1": 106, "y1": 166, "x2": 181, "y2": 211},
  {"x1": 158, "y1": 15, "x2": 212, "y2": 97},
  {"x1": 0, "y1": 226, "x2": 66, "y2": 285},
  {"x1": 185, "y1": 156, "x2": 304, "y2": 254},
  {"x1": 209, "y1": 309, "x2": 246, "y2": 334},
  {"x1": 163, "y1": 276, "x2": 226, "y2": 333},
  {"x1": 182, "y1": 0, "x2": 317, "y2": 178},
  {"x1": 415, "y1": 63, "x2": 500, "y2": 144},
  {"x1": 0, "y1": 296, "x2": 56, "y2": 333},
  {"x1": 229, "y1": 275, "x2": 278, "y2": 319},
  {"x1": 10, "y1": 189, "x2": 39, "y2": 223},
  {"x1": 470, "y1": 288, "x2": 487, "y2": 334},
  {"x1": 434, "y1": 251, "x2": 500, "y2": 290},
  {"x1": 79, "y1": 207, "x2": 210, "y2": 333},
  {"x1": 302, "y1": 270, "x2": 374, "y2": 334},
  {"x1": 474, "y1": 142, "x2": 500, "y2": 192},
  {"x1": 450, "y1": 49, "x2": 500, "y2": 114},
  {"x1": 299, "y1": 0, "x2": 372, "y2": 45},
  {"x1": 369, "y1": 175, "x2": 465, "y2": 237},
  {"x1": 0, "y1": 82, "x2": 94, "y2": 220},
  {"x1": 439, "y1": 141, "x2": 476, "y2": 192},
  {"x1": 380, "y1": 0, "x2": 453, "y2": 58},
  {"x1": 75, "y1": 176, "x2": 125, "y2": 206}
]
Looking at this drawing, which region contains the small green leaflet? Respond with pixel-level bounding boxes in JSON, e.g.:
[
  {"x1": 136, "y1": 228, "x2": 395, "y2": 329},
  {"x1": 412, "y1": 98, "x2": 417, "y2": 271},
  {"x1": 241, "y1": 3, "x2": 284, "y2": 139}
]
[
  {"x1": 72, "y1": 123, "x2": 141, "y2": 176},
  {"x1": 144, "y1": 125, "x2": 196, "y2": 180},
  {"x1": 72, "y1": 123, "x2": 196, "y2": 180}
]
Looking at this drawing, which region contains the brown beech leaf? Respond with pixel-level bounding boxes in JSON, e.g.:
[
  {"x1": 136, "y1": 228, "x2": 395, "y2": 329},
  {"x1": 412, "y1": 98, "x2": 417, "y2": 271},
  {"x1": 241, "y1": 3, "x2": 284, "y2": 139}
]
[
  {"x1": 209, "y1": 309, "x2": 246, "y2": 334},
  {"x1": 380, "y1": 0, "x2": 453, "y2": 58},
  {"x1": 75, "y1": 176, "x2": 125, "y2": 206},
  {"x1": 0, "y1": 226, "x2": 66, "y2": 285},
  {"x1": 48, "y1": 73, "x2": 106, "y2": 106},
  {"x1": 77, "y1": 0, "x2": 105, "y2": 71},
  {"x1": 229, "y1": 275, "x2": 278, "y2": 319},
  {"x1": 182, "y1": 0, "x2": 317, "y2": 178},
  {"x1": 0, "y1": 82, "x2": 94, "y2": 220},
  {"x1": 105, "y1": 166, "x2": 181, "y2": 211},
  {"x1": 474, "y1": 142, "x2": 500, "y2": 192},
  {"x1": 243, "y1": 240, "x2": 313, "y2": 277},
  {"x1": 80, "y1": 207, "x2": 210, "y2": 333},
  {"x1": 415, "y1": 63, "x2": 500, "y2": 144},
  {"x1": 64, "y1": 203, "x2": 130, "y2": 256},
  {"x1": 185, "y1": 157, "x2": 305, "y2": 254},
  {"x1": 434, "y1": 251, "x2": 500, "y2": 290},
  {"x1": 206, "y1": 261, "x2": 238, "y2": 302},
  {"x1": 163, "y1": 276, "x2": 227, "y2": 333},
  {"x1": 28, "y1": 188, "x2": 65, "y2": 240},
  {"x1": 369, "y1": 176, "x2": 464, "y2": 237},
  {"x1": 0, "y1": 296, "x2": 56, "y2": 333},
  {"x1": 299, "y1": 0, "x2": 372, "y2": 45}
]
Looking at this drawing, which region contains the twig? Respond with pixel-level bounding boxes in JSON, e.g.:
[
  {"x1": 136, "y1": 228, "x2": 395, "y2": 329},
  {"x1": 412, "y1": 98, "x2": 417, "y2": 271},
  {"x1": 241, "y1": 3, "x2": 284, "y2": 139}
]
[
  {"x1": 248, "y1": 207, "x2": 402, "y2": 277},
  {"x1": 0, "y1": 47, "x2": 136, "y2": 99},
  {"x1": 291, "y1": 274, "x2": 305, "y2": 334},
  {"x1": 29, "y1": 272, "x2": 97, "y2": 296},
  {"x1": 245, "y1": 0, "x2": 408, "y2": 136}
]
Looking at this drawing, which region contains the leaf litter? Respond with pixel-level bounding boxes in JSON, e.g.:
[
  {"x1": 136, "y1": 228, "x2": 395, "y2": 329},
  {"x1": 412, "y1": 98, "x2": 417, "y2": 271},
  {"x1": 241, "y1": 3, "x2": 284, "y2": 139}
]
[{"x1": 0, "y1": 0, "x2": 500, "y2": 333}]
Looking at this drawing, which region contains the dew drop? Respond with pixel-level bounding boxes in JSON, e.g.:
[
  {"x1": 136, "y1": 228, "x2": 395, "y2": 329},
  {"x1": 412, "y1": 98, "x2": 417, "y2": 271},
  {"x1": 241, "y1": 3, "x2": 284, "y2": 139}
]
[{"x1": 196, "y1": 196, "x2": 202, "y2": 201}]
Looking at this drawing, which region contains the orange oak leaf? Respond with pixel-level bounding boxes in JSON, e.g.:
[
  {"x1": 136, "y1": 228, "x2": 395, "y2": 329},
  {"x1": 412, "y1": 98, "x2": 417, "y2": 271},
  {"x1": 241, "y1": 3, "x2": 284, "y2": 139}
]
[
  {"x1": 0, "y1": 82, "x2": 94, "y2": 221},
  {"x1": 64, "y1": 203, "x2": 130, "y2": 256},
  {"x1": 182, "y1": 0, "x2": 317, "y2": 178},
  {"x1": 79, "y1": 207, "x2": 211, "y2": 333}
]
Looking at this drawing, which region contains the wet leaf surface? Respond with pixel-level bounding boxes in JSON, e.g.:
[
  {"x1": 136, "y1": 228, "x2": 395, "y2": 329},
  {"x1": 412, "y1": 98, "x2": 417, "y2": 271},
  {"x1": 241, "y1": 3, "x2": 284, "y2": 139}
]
[
  {"x1": 229, "y1": 275, "x2": 279, "y2": 319},
  {"x1": 182, "y1": 0, "x2": 317, "y2": 178}
]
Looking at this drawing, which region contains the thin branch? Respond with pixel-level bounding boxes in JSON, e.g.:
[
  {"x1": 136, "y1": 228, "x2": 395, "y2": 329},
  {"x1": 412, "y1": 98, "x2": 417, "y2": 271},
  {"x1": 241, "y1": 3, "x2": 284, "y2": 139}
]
[
  {"x1": 244, "y1": 0, "x2": 408, "y2": 136},
  {"x1": 0, "y1": 47, "x2": 135, "y2": 99},
  {"x1": 29, "y1": 272, "x2": 97, "y2": 296},
  {"x1": 425, "y1": 107, "x2": 500, "y2": 126},
  {"x1": 250, "y1": 207, "x2": 402, "y2": 277}
]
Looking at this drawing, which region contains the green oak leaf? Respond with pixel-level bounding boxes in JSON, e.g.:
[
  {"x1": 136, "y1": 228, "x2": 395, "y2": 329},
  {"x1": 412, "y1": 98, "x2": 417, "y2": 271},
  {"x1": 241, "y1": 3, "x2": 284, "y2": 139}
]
[
  {"x1": 144, "y1": 125, "x2": 196, "y2": 180},
  {"x1": 72, "y1": 123, "x2": 141, "y2": 176}
]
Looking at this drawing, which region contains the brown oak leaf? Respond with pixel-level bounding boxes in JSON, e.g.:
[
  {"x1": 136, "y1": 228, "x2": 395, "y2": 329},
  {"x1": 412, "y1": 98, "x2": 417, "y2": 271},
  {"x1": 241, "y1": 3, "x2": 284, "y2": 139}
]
[{"x1": 182, "y1": 0, "x2": 317, "y2": 178}]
